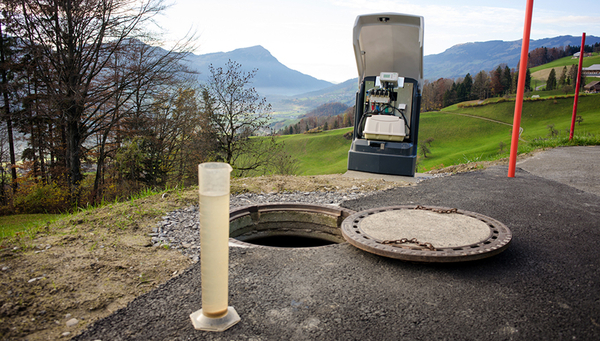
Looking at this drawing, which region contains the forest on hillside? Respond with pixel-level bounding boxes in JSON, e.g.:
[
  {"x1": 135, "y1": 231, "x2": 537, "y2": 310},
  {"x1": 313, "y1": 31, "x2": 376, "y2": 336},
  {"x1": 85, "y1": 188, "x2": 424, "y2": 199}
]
[
  {"x1": 422, "y1": 45, "x2": 594, "y2": 112},
  {"x1": 0, "y1": 0, "x2": 294, "y2": 214}
]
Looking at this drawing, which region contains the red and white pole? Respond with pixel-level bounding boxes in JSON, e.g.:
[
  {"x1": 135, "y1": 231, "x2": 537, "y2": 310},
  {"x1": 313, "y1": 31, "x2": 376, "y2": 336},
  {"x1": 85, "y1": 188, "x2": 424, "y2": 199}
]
[
  {"x1": 508, "y1": 0, "x2": 535, "y2": 178},
  {"x1": 569, "y1": 33, "x2": 586, "y2": 141}
]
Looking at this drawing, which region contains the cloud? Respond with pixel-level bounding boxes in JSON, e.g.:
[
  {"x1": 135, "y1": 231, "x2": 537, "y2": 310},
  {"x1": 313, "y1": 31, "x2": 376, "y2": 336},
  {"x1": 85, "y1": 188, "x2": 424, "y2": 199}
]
[{"x1": 536, "y1": 15, "x2": 600, "y2": 25}]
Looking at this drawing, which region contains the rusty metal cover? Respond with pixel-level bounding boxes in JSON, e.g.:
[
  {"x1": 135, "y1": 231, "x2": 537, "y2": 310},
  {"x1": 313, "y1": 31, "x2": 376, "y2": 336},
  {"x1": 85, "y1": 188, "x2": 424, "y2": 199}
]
[{"x1": 341, "y1": 205, "x2": 512, "y2": 262}]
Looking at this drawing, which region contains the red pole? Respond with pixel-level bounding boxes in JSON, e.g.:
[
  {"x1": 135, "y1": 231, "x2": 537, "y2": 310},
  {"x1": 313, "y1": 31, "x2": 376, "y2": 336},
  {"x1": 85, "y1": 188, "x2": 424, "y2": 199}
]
[
  {"x1": 508, "y1": 0, "x2": 534, "y2": 178},
  {"x1": 569, "y1": 33, "x2": 586, "y2": 140}
]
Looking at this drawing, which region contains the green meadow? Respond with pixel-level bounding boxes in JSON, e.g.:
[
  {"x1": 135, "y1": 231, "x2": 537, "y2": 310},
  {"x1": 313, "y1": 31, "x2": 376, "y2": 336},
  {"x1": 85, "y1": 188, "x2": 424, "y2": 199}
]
[
  {"x1": 0, "y1": 213, "x2": 63, "y2": 239},
  {"x1": 277, "y1": 94, "x2": 600, "y2": 174},
  {"x1": 277, "y1": 128, "x2": 354, "y2": 175},
  {"x1": 530, "y1": 53, "x2": 600, "y2": 73}
]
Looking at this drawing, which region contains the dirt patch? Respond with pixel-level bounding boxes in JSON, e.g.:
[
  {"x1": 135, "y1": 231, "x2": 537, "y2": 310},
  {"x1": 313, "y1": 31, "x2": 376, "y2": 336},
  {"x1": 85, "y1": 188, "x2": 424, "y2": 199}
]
[
  {"x1": 531, "y1": 66, "x2": 566, "y2": 82},
  {"x1": 0, "y1": 174, "x2": 407, "y2": 340},
  {"x1": 231, "y1": 174, "x2": 403, "y2": 194}
]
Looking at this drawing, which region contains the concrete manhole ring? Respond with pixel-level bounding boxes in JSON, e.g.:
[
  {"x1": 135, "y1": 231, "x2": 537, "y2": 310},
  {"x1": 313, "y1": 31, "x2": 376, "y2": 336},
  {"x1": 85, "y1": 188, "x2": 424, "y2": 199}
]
[
  {"x1": 341, "y1": 205, "x2": 512, "y2": 262},
  {"x1": 229, "y1": 203, "x2": 355, "y2": 248}
]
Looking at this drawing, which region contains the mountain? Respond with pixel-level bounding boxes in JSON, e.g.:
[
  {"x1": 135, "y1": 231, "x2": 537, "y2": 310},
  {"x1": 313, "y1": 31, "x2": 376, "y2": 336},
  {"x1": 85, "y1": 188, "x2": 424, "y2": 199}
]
[
  {"x1": 271, "y1": 78, "x2": 358, "y2": 113},
  {"x1": 187, "y1": 36, "x2": 598, "y2": 117},
  {"x1": 185, "y1": 45, "x2": 333, "y2": 96},
  {"x1": 424, "y1": 35, "x2": 600, "y2": 79},
  {"x1": 299, "y1": 102, "x2": 349, "y2": 119}
]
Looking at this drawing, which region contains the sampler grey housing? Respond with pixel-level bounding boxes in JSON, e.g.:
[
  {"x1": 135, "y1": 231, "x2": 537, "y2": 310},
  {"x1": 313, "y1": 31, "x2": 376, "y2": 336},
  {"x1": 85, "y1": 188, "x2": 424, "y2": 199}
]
[{"x1": 347, "y1": 13, "x2": 424, "y2": 176}]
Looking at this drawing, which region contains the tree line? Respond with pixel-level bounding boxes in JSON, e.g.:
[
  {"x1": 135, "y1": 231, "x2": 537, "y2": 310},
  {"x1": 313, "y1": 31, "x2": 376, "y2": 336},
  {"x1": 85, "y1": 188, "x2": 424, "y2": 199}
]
[
  {"x1": 277, "y1": 104, "x2": 354, "y2": 135},
  {"x1": 422, "y1": 66, "x2": 532, "y2": 111},
  {"x1": 0, "y1": 1, "x2": 284, "y2": 214},
  {"x1": 422, "y1": 45, "x2": 591, "y2": 111}
]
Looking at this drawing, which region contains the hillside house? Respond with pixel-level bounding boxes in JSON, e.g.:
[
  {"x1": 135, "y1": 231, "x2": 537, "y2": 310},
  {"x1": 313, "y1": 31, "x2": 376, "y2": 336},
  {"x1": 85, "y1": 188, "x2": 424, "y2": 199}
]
[
  {"x1": 584, "y1": 80, "x2": 600, "y2": 93},
  {"x1": 572, "y1": 52, "x2": 593, "y2": 59},
  {"x1": 582, "y1": 64, "x2": 600, "y2": 77}
]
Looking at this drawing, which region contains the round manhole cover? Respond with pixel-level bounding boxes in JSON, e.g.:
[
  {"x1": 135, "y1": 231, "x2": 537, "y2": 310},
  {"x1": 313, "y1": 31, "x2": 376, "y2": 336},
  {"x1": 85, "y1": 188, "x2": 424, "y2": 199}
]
[{"x1": 341, "y1": 205, "x2": 512, "y2": 262}]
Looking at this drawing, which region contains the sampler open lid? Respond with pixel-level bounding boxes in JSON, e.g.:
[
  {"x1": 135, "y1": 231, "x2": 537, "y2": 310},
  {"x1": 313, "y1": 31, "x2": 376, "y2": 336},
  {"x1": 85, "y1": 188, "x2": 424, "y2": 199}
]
[{"x1": 353, "y1": 13, "x2": 424, "y2": 91}]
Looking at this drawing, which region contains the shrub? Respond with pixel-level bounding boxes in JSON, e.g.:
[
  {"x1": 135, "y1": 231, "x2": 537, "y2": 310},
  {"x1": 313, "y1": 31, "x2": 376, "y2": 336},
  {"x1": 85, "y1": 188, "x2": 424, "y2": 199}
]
[
  {"x1": 304, "y1": 127, "x2": 323, "y2": 134},
  {"x1": 13, "y1": 181, "x2": 71, "y2": 214}
]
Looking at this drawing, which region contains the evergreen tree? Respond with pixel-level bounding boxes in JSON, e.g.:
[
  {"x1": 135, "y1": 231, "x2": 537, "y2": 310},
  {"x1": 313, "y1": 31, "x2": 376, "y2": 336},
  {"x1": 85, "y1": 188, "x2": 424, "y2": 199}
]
[
  {"x1": 491, "y1": 66, "x2": 504, "y2": 96},
  {"x1": 546, "y1": 69, "x2": 557, "y2": 90},
  {"x1": 502, "y1": 66, "x2": 512, "y2": 95},
  {"x1": 568, "y1": 65, "x2": 578, "y2": 85},
  {"x1": 525, "y1": 68, "x2": 532, "y2": 91},
  {"x1": 462, "y1": 73, "x2": 473, "y2": 100},
  {"x1": 456, "y1": 82, "x2": 466, "y2": 103},
  {"x1": 558, "y1": 66, "x2": 567, "y2": 87}
]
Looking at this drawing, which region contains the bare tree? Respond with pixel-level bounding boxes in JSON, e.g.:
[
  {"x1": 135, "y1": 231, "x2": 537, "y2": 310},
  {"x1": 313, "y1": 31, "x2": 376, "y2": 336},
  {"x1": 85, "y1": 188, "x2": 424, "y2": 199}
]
[
  {"x1": 419, "y1": 137, "x2": 434, "y2": 158},
  {"x1": 0, "y1": 22, "x2": 19, "y2": 193},
  {"x1": 201, "y1": 60, "x2": 280, "y2": 176},
  {"x1": 5, "y1": 0, "x2": 194, "y2": 200}
]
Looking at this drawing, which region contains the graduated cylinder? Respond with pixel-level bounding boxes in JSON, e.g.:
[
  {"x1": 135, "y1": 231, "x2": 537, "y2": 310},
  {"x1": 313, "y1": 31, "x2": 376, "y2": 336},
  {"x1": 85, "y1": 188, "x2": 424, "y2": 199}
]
[{"x1": 198, "y1": 162, "x2": 232, "y2": 317}]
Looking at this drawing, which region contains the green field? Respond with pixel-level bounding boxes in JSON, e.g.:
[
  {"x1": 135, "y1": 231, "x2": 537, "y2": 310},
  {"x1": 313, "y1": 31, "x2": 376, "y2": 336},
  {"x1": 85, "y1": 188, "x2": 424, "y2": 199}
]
[
  {"x1": 278, "y1": 94, "x2": 600, "y2": 174},
  {"x1": 0, "y1": 214, "x2": 63, "y2": 239},
  {"x1": 530, "y1": 53, "x2": 600, "y2": 73},
  {"x1": 277, "y1": 128, "x2": 353, "y2": 175}
]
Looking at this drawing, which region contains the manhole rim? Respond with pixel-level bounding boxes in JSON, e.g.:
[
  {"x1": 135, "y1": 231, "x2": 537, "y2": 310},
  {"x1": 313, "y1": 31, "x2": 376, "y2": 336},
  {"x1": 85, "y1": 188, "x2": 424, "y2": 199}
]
[
  {"x1": 229, "y1": 202, "x2": 356, "y2": 249},
  {"x1": 341, "y1": 205, "x2": 512, "y2": 262}
]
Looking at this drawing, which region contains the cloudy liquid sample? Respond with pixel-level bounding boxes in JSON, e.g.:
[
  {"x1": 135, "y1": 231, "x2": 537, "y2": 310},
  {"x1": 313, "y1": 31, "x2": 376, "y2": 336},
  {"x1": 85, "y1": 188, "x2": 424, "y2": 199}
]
[{"x1": 199, "y1": 193, "x2": 230, "y2": 318}]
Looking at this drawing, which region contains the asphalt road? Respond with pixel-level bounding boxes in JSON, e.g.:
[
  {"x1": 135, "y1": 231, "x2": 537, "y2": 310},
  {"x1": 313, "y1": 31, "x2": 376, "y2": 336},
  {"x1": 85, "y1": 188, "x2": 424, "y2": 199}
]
[
  {"x1": 74, "y1": 147, "x2": 600, "y2": 341},
  {"x1": 517, "y1": 145, "x2": 600, "y2": 196}
]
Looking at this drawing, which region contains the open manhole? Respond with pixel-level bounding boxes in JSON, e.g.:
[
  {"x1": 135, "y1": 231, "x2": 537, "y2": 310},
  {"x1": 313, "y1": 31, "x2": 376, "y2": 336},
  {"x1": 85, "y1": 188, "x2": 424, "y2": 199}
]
[
  {"x1": 229, "y1": 203, "x2": 355, "y2": 248},
  {"x1": 341, "y1": 205, "x2": 512, "y2": 262}
]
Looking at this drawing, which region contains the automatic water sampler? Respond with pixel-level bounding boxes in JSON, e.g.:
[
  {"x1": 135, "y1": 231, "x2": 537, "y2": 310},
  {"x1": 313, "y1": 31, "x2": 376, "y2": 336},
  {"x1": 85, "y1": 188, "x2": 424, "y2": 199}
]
[{"x1": 347, "y1": 13, "x2": 424, "y2": 176}]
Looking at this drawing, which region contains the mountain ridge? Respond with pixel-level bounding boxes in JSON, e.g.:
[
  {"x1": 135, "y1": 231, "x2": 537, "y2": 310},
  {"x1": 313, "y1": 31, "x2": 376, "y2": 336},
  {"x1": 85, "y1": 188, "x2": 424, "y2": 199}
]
[
  {"x1": 424, "y1": 35, "x2": 600, "y2": 79},
  {"x1": 185, "y1": 45, "x2": 333, "y2": 96},
  {"x1": 186, "y1": 35, "x2": 600, "y2": 116}
]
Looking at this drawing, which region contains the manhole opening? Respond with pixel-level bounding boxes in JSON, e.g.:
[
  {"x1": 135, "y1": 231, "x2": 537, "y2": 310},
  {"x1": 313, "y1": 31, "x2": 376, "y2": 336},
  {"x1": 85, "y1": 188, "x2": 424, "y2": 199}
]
[
  {"x1": 229, "y1": 204, "x2": 353, "y2": 248},
  {"x1": 243, "y1": 235, "x2": 335, "y2": 248}
]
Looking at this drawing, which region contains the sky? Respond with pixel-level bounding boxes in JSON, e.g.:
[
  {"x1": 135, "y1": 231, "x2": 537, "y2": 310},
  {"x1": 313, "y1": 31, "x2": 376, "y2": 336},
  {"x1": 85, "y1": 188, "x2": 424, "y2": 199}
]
[{"x1": 154, "y1": 0, "x2": 600, "y2": 83}]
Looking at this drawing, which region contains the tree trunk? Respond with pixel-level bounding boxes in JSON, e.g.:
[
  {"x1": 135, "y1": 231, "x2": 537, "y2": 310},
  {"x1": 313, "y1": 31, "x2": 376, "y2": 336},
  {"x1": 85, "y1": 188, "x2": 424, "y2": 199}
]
[
  {"x1": 66, "y1": 114, "x2": 83, "y2": 196},
  {"x1": 37, "y1": 123, "x2": 47, "y2": 184},
  {"x1": 4, "y1": 119, "x2": 17, "y2": 192},
  {"x1": 0, "y1": 24, "x2": 18, "y2": 194},
  {"x1": 93, "y1": 126, "x2": 112, "y2": 204}
]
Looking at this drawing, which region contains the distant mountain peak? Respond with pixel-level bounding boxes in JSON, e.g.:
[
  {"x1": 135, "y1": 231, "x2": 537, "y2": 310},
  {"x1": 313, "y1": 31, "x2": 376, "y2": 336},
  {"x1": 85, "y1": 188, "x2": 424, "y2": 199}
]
[
  {"x1": 228, "y1": 45, "x2": 278, "y2": 61},
  {"x1": 186, "y1": 46, "x2": 332, "y2": 96}
]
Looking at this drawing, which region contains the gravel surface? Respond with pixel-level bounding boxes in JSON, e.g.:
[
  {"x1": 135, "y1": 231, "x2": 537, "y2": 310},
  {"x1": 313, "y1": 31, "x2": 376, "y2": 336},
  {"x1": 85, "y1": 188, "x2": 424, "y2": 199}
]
[
  {"x1": 151, "y1": 190, "x2": 390, "y2": 262},
  {"x1": 152, "y1": 173, "x2": 453, "y2": 262}
]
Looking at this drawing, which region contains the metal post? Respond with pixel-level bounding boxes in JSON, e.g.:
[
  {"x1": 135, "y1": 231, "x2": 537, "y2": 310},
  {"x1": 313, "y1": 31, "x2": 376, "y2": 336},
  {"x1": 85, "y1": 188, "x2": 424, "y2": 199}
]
[
  {"x1": 569, "y1": 33, "x2": 586, "y2": 141},
  {"x1": 508, "y1": 0, "x2": 535, "y2": 178}
]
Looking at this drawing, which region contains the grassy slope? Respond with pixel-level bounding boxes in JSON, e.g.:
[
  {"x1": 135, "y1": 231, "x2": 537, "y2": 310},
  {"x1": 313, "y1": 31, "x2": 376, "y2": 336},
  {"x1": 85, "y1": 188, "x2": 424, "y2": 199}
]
[
  {"x1": 277, "y1": 94, "x2": 600, "y2": 174},
  {"x1": 426, "y1": 95, "x2": 600, "y2": 168},
  {"x1": 444, "y1": 95, "x2": 600, "y2": 138},
  {"x1": 417, "y1": 112, "x2": 512, "y2": 171},
  {"x1": 531, "y1": 53, "x2": 600, "y2": 83},
  {"x1": 277, "y1": 128, "x2": 353, "y2": 175},
  {"x1": 0, "y1": 214, "x2": 63, "y2": 239},
  {"x1": 530, "y1": 53, "x2": 600, "y2": 74}
]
